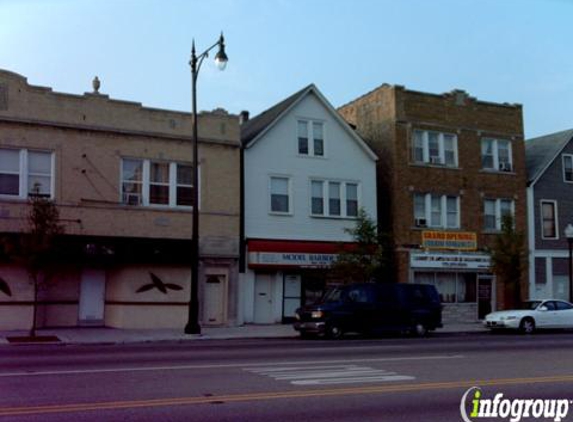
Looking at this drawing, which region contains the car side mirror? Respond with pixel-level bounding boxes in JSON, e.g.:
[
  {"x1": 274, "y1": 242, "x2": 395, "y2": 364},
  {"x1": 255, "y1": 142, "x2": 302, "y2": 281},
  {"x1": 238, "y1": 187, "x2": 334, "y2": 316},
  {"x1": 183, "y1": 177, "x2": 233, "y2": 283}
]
[{"x1": 538, "y1": 306, "x2": 548, "y2": 312}]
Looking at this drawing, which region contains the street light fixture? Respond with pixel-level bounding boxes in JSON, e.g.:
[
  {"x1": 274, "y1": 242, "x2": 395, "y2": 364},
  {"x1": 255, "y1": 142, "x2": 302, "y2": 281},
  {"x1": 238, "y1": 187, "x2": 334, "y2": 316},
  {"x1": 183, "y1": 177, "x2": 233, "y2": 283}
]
[
  {"x1": 565, "y1": 223, "x2": 573, "y2": 303},
  {"x1": 184, "y1": 33, "x2": 228, "y2": 335}
]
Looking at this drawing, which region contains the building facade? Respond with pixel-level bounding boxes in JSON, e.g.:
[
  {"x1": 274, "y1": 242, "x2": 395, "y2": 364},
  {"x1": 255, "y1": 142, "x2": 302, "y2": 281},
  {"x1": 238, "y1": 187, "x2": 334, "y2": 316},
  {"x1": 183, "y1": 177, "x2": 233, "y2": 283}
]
[
  {"x1": 526, "y1": 129, "x2": 573, "y2": 301},
  {"x1": 0, "y1": 70, "x2": 241, "y2": 330},
  {"x1": 241, "y1": 84, "x2": 377, "y2": 324},
  {"x1": 339, "y1": 85, "x2": 527, "y2": 321}
]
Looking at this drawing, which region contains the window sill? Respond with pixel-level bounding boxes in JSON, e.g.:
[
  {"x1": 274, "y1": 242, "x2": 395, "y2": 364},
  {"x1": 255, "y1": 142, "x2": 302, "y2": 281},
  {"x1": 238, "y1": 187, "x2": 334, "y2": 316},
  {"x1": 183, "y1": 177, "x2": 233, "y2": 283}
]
[
  {"x1": 311, "y1": 214, "x2": 358, "y2": 220},
  {"x1": 411, "y1": 226, "x2": 461, "y2": 231},
  {"x1": 296, "y1": 153, "x2": 327, "y2": 160},
  {"x1": 479, "y1": 169, "x2": 515, "y2": 175},
  {"x1": 409, "y1": 162, "x2": 460, "y2": 170},
  {"x1": 269, "y1": 211, "x2": 293, "y2": 217}
]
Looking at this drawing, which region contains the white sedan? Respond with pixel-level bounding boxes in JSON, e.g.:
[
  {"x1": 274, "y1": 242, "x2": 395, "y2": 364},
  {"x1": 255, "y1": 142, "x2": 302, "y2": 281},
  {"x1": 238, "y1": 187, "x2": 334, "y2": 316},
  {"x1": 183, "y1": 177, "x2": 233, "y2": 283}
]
[{"x1": 484, "y1": 299, "x2": 573, "y2": 334}]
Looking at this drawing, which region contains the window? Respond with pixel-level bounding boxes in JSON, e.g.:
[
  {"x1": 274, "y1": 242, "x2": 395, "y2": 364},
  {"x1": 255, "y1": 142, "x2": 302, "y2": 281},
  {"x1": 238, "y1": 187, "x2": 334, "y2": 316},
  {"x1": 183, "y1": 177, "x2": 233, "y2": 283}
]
[
  {"x1": 483, "y1": 198, "x2": 515, "y2": 231},
  {"x1": 562, "y1": 155, "x2": 573, "y2": 182},
  {"x1": 311, "y1": 179, "x2": 360, "y2": 218},
  {"x1": 121, "y1": 159, "x2": 196, "y2": 208},
  {"x1": 0, "y1": 148, "x2": 53, "y2": 198},
  {"x1": 413, "y1": 193, "x2": 460, "y2": 229},
  {"x1": 481, "y1": 138, "x2": 513, "y2": 172},
  {"x1": 270, "y1": 176, "x2": 290, "y2": 213},
  {"x1": 411, "y1": 130, "x2": 458, "y2": 167},
  {"x1": 298, "y1": 119, "x2": 325, "y2": 157},
  {"x1": 541, "y1": 200, "x2": 558, "y2": 239}
]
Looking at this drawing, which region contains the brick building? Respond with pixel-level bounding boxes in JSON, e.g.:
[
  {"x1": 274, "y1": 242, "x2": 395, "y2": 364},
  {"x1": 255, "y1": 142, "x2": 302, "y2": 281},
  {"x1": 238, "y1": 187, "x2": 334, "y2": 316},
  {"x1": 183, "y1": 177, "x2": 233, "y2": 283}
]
[
  {"x1": 339, "y1": 84, "x2": 527, "y2": 321},
  {"x1": 0, "y1": 69, "x2": 240, "y2": 330}
]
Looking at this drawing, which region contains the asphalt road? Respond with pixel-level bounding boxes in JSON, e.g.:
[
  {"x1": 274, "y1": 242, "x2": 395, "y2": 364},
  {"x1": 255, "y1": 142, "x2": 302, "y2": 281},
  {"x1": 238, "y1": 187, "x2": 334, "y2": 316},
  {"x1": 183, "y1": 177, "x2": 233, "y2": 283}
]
[{"x1": 2, "y1": 332, "x2": 573, "y2": 421}]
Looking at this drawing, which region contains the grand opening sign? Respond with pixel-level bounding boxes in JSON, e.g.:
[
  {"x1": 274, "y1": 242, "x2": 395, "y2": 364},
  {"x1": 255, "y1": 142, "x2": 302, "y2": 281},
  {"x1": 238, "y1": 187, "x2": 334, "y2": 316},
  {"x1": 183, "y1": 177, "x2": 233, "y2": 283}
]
[{"x1": 422, "y1": 230, "x2": 477, "y2": 251}]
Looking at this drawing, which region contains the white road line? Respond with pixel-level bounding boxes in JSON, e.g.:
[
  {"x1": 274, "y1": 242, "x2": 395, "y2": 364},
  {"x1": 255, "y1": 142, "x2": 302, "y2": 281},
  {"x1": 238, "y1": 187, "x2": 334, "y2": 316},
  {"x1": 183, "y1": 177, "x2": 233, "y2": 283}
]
[
  {"x1": 291, "y1": 375, "x2": 415, "y2": 386},
  {"x1": 0, "y1": 354, "x2": 462, "y2": 378}
]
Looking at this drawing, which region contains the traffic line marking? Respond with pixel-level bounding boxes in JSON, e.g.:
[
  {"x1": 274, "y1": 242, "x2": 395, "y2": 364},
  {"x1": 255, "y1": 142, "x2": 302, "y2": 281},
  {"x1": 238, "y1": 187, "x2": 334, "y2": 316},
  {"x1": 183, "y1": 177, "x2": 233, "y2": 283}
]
[
  {"x1": 0, "y1": 354, "x2": 463, "y2": 378},
  {"x1": 3, "y1": 375, "x2": 573, "y2": 416}
]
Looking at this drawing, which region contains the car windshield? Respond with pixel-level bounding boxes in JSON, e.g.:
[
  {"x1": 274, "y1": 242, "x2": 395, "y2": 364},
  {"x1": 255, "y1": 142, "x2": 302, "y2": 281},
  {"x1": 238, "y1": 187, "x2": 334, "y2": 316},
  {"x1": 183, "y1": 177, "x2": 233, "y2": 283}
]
[
  {"x1": 321, "y1": 288, "x2": 343, "y2": 303},
  {"x1": 518, "y1": 301, "x2": 542, "y2": 310}
]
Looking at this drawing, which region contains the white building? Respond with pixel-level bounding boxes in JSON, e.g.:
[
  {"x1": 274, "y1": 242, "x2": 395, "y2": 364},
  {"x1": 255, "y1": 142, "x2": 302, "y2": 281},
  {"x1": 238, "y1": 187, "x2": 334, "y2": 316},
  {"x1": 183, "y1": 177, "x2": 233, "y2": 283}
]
[{"x1": 240, "y1": 84, "x2": 378, "y2": 324}]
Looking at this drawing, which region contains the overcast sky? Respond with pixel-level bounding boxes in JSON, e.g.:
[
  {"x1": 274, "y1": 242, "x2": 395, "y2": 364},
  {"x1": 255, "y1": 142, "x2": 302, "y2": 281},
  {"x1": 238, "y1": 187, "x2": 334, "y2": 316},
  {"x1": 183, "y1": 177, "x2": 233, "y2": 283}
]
[{"x1": 1, "y1": 0, "x2": 571, "y2": 138}]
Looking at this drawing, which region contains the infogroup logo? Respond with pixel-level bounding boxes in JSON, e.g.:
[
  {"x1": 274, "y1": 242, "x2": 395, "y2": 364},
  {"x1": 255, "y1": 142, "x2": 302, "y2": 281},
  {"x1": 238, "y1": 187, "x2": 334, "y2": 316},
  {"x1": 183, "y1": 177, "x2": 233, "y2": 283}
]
[{"x1": 460, "y1": 387, "x2": 570, "y2": 422}]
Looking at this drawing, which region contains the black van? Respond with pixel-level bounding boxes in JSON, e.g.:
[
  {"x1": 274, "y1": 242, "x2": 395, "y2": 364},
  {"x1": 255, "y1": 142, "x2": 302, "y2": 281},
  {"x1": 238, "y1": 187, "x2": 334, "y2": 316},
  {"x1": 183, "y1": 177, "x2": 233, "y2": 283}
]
[{"x1": 293, "y1": 283, "x2": 442, "y2": 339}]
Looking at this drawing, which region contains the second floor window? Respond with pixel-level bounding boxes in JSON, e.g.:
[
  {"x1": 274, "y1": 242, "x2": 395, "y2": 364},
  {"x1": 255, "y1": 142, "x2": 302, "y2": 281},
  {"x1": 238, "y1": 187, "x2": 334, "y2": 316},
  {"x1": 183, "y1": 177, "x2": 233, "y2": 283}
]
[
  {"x1": 270, "y1": 176, "x2": 290, "y2": 214},
  {"x1": 121, "y1": 158, "x2": 195, "y2": 208},
  {"x1": 311, "y1": 180, "x2": 359, "y2": 218},
  {"x1": 0, "y1": 148, "x2": 53, "y2": 198},
  {"x1": 562, "y1": 154, "x2": 573, "y2": 182},
  {"x1": 412, "y1": 130, "x2": 458, "y2": 167},
  {"x1": 483, "y1": 198, "x2": 514, "y2": 231},
  {"x1": 482, "y1": 138, "x2": 513, "y2": 172},
  {"x1": 413, "y1": 193, "x2": 460, "y2": 229},
  {"x1": 298, "y1": 120, "x2": 324, "y2": 157},
  {"x1": 541, "y1": 200, "x2": 558, "y2": 239}
]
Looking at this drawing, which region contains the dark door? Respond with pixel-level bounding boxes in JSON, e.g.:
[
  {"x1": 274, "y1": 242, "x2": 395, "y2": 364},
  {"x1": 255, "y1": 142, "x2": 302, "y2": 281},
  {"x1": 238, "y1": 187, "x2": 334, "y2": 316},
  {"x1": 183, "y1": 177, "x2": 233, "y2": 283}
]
[{"x1": 478, "y1": 276, "x2": 493, "y2": 319}]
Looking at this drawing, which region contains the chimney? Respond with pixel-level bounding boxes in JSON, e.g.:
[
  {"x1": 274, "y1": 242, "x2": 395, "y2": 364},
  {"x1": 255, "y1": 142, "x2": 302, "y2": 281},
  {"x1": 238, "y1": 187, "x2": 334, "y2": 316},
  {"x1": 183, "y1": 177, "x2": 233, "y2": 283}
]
[{"x1": 239, "y1": 110, "x2": 250, "y2": 125}]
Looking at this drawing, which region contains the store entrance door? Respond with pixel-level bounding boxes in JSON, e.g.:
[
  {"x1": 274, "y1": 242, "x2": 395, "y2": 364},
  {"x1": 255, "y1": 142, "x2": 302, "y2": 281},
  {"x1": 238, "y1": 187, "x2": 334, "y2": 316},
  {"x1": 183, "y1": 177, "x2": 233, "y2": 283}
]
[
  {"x1": 478, "y1": 275, "x2": 494, "y2": 319},
  {"x1": 254, "y1": 274, "x2": 273, "y2": 324}
]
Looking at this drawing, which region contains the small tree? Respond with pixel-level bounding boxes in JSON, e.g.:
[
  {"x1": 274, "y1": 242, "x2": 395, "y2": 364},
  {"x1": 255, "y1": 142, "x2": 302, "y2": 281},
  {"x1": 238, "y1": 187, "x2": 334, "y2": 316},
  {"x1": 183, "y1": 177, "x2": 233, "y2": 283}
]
[
  {"x1": 330, "y1": 209, "x2": 391, "y2": 283},
  {"x1": 20, "y1": 194, "x2": 64, "y2": 337},
  {"x1": 489, "y1": 214, "x2": 527, "y2": 309}
]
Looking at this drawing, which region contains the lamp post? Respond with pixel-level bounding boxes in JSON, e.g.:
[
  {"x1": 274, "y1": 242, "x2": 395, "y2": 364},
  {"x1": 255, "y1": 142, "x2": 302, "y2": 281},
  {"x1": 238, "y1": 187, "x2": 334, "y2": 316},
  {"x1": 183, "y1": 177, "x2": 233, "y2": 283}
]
[
  {"x1": 184, "y1": 33, "x2": 228, "y2": 335},
  {"x1": 565, "y1": 224, "x2": 573, "y2": 303}
]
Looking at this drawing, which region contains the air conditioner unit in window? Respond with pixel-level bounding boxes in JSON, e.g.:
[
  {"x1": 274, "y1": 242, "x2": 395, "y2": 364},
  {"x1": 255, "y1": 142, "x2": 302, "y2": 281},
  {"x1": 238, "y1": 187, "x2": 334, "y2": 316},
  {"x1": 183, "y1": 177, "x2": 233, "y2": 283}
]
[
  {"x1": 123, "y1": 193, "x2": 141, "y2": 205},
  {"x1": 430, "y1": 156, "x2": 442, "y2": 165},
  {"x1": 415, "y1": 218, "x2": 428, "y2": 228},
  {"x1": 499, "y1": 162, "x2": 512, "y2": 172}
]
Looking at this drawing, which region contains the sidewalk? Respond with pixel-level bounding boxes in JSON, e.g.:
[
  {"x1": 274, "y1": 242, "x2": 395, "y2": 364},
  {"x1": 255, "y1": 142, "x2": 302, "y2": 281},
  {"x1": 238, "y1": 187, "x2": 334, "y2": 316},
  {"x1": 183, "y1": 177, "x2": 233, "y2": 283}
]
[{"x1": 0, "y1": 322, "x2": 486, "y2": 346}]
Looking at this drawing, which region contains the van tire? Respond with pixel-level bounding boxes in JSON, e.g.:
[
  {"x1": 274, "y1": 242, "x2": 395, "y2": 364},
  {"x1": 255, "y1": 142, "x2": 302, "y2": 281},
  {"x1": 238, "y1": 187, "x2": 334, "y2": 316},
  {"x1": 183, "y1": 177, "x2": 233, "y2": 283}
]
[
  {"x1": 326, "y1": 323, "x2": 343, "y2": 339},
  {"x1": 411, "y1": 322, "x2": 428, "y2": 337}
]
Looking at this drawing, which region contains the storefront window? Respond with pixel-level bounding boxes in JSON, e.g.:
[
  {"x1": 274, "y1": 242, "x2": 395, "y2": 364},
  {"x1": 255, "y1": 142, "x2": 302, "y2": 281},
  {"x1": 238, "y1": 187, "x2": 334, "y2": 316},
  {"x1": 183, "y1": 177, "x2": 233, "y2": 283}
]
[
  {"x1": 436, "y1": 272, "x2": 456, "y2": 303},
  {"x1": 457, "y1": 273, "x2": 477, "y2": 303}
]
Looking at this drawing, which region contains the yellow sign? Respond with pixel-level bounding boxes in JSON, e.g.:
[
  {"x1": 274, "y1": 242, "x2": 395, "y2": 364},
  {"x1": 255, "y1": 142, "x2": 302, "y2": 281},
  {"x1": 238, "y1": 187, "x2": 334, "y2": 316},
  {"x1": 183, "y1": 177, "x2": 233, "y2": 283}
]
[{"x1": 421, "y1": 231, "x2": 477, "y2": 251}]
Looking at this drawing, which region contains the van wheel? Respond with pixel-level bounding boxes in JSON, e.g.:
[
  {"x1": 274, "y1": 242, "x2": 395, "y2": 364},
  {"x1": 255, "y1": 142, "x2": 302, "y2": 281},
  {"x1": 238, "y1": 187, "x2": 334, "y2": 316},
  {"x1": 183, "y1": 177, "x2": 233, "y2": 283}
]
[
  {"x1": 411, "y1": 322, "x2": 428, "y2": 337},
  {"x1": 326, "y1": 324, "x2": 343, "y2": 339}
]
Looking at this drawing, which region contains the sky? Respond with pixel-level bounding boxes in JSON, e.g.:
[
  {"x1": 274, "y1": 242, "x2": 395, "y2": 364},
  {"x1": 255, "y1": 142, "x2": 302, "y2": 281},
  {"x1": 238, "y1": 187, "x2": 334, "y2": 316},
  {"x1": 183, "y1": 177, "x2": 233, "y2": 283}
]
[{"x1": 0, "y1": 0, "x2": 571, "y2": 139}]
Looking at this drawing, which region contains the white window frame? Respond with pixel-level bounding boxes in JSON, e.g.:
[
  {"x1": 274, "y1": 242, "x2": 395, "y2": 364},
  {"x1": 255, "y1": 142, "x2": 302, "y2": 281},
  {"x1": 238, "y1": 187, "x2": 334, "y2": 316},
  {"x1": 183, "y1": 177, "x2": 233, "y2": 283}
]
[
  {"x1": 483, "y1": 198, "x2": 515, "y2": 231},
  {"x1": 309, "y1": 178, "x2": 361, "y2": 219},
  {"x1": 562, "y1": 154, "x2": 573, "y2": 183},
  {"x1": 269, "y1": 175, "x2": 292, "y2": 215},
  {"x1": 297, "y1": 119, "x2": 326, "y2": 158},
  {"x1": 540, "y1": 199, "x2": 559, "y2": 240},
  {"x1": 0, "y1": 148, "x2": 55, "y2": 200},
  {"x1": 413, "y1": 193, "x2": 460, "y2": 229},
  {"x1": 120, "y1": 158, "x2": 198, "y2": 209},
  {"x1": 481, "y1": 138, "x2": 513, "y2": 172},
  {"x1": 412, "y1": 129, "x2": 458, "y2": 167}
]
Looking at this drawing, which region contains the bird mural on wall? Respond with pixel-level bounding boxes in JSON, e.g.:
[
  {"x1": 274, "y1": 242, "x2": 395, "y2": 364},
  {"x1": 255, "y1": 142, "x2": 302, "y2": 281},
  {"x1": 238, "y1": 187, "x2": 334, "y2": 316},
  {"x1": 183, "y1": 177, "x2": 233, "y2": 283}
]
[
  {"x1": 0, "y1": 276, "x2": 11, "y2": 297},
  {"x1": 136, "y1": 272, "x2": 183, "y2": 294}
]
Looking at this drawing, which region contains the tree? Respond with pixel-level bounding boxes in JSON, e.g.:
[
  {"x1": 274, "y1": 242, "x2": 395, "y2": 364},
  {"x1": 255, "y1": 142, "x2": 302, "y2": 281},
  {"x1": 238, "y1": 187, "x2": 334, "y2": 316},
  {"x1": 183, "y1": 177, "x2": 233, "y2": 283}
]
[
  {"x1": 330, "y1": 208, "x2": 392, "y2": 284},
  {"x1": 488, "y1": 214, "x2": 527, "y2": 309},
  {"x1": 18, "y1": 194, "x2": 64, "y2": 337}
]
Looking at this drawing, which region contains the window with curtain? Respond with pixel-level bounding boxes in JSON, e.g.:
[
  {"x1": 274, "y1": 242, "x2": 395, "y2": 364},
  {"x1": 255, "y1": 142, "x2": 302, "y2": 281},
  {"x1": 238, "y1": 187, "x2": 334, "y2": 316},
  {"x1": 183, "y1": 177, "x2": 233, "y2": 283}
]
[
  {"x1": 541, "y1": 201, "x2": 557, "y2": 239},
  {"x1": 270, "y1": 176, "x2": 290, "y2": 213}
]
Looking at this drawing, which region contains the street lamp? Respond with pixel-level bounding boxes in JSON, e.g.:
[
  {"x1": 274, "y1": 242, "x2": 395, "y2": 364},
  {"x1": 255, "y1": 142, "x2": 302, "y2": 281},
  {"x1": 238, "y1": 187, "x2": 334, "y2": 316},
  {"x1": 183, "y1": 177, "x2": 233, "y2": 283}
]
[
  {"x1": 565, "y1": 224, "x2": 573, "y2": 303},
  {"x1": 184, "y1": 33, "x2": 228, "y2": 335}
]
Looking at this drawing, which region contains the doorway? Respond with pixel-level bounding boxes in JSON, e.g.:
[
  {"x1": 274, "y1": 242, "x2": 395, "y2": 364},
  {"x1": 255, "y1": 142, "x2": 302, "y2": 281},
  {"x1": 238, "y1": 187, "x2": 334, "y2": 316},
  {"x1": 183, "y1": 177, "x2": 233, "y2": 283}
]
[
  {"x1": 477, "y1": 275, "x2": 494, "y2": 319},
  {"x1": 204, "y1": 273, "x2": 227, "y2": 325},
  {"x1": 254, "y1": 274, "x2": 274, "y2": 324},
  {"x1": 79, "y1": 269, "x2": 106, "y2": 326}
]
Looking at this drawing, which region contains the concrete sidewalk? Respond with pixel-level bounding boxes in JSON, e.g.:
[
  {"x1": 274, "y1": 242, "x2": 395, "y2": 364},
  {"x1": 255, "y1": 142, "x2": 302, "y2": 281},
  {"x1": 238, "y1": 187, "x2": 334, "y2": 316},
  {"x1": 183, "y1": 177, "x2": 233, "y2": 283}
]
[{"x1": 0, "y1": 322, "x2": 486, "y2": 346}]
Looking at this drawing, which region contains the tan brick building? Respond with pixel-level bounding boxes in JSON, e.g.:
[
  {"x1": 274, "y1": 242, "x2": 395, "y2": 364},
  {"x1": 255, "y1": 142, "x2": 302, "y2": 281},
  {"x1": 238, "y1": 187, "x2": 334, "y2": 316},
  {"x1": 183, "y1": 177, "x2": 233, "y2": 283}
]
[
  {"x1": 339, "y1": 85, "x2": 527, "y2": 321},
  {"x1": 0, "y1": 69, "x2": 240, "y2": 330}
]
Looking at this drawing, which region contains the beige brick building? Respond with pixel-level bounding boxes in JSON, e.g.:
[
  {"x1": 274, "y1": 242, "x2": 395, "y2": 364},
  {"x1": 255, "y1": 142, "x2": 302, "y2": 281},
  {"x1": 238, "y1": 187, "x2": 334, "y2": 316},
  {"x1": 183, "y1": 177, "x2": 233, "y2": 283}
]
[
  {"x1": 0, "y1": 69, "x2": 240, "y2": 330},
  {"x1": 339, "y1": 85, "x2": 527, "y2": 321}
]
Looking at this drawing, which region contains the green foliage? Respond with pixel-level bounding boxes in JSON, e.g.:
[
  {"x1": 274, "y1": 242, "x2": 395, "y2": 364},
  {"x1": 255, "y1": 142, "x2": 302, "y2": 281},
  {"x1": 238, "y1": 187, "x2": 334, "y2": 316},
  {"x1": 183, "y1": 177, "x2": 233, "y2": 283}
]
[
  {"x1": 488, "y1": 214, "x2": 527, "y2": 307},
  {"x1": 330, "y1": 209, "x2": 391, "y2": 284}
]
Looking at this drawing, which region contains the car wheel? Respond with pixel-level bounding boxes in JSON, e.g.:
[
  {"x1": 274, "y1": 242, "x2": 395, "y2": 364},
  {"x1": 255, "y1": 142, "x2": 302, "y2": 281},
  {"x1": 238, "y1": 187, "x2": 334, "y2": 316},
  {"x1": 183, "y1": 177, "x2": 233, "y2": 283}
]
[
  {"x1": 519, "y1": 317, "x2": 535, "y2": 334},
  {"x1": 411, "y1": 322, "x2": 428, "y2": 337},
  {"x1": 326, "y1": 324, "x2": 343, "y2": 339}
]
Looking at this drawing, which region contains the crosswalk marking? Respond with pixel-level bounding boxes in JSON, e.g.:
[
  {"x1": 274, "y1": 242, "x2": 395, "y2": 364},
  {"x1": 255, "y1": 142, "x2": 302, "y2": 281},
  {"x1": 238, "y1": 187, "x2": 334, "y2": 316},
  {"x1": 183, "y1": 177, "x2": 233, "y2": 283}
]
[{"x1": 244, "y1": 364, "x2": 415, "y2": 386}]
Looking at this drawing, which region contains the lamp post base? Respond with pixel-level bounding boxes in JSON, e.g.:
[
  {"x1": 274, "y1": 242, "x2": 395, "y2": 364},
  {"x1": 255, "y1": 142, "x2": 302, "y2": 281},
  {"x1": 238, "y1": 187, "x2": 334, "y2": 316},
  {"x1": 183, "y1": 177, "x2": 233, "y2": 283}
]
[{"x1": 184, "y1": 322, "x2": 201, "y2": 335}]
